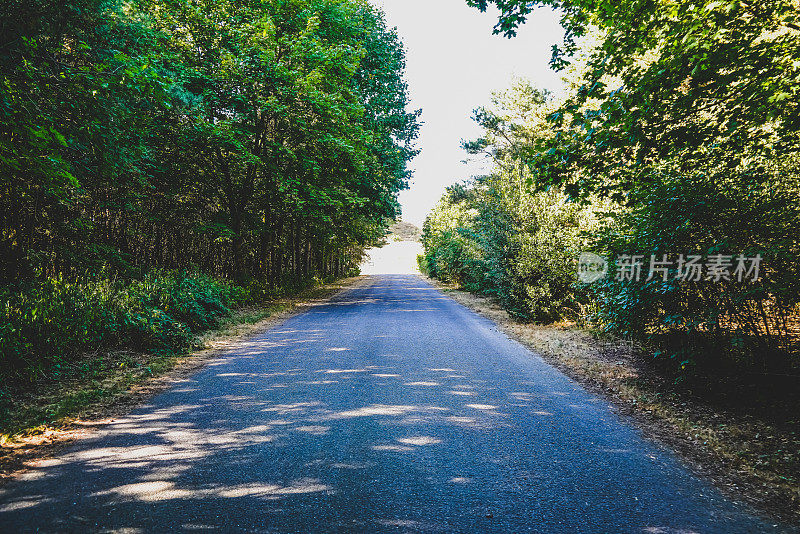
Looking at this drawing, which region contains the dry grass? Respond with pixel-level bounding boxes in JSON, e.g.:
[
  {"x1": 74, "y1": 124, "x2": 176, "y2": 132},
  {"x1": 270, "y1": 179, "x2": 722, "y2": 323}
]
[{"x1": 424, "y1": 275, "x2": 800, "y2": 526}]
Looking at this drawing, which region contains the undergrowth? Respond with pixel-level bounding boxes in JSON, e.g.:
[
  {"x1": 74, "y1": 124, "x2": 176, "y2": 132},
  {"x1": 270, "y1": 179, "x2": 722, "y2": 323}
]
[{"x1": 0, "y1": 270, "x2": 326, "y2": 429}]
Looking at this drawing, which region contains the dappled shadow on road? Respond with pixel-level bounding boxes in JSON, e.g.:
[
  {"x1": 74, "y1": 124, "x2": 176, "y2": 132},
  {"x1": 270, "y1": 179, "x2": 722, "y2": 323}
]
[
  {"x1": 1, "y1": 274, "x2": 778, "y2": 533},
  {"x1": 0, "y1": 356, "x2": 519, "y2": 531}
]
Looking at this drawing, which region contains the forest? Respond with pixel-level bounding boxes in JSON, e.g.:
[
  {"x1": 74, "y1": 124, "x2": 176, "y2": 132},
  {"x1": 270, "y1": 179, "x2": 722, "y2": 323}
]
[
  {"x1": 0, "y1": 0, "x2": 418, "y2": 399},
  {"x1": 422, "y1": 0, "x2": 800, "y2": 386}
]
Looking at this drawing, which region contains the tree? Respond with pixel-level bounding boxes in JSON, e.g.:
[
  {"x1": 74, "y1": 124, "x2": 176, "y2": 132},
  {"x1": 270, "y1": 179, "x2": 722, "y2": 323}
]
[
  {"x1": 0, "y1": 0, "x2": 164, "y2": 281},
  {"x1": 1, "y1": 0, "x2": 419, "y2": 285},
  {"x1": 463, "y1": 0, "x2": 800, "y2": 370},
  {"x1": 468, "y1": 0, "x2": 800, "y2": 201},
  {"x1": 424, "y1": 82, "x2": 600, "y2": 321}
]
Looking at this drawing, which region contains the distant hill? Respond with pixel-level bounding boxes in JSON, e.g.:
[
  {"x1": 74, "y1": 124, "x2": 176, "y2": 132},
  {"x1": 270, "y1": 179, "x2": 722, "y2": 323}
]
[{"x1": 388, "y1": 221, "x2": 421, "y2": 242}]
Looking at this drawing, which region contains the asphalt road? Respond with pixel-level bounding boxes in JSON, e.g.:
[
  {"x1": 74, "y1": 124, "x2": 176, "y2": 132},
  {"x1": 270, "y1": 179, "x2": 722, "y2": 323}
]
[{"x1": 0, "y1": 275, "x2": 787, "y2": 533}]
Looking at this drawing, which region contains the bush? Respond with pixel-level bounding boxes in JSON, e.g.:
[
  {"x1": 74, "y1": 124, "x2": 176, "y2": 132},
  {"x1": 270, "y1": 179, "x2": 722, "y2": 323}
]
[
  {"x1": 422, "y1": 178, "x2": 598, "y2": 322},
  {"x1": 589, "y1": 169, "x2": 800, "y2": 375},
  {"x1": 421, "y1": 185, "x2": 484, "y2": 285},
  {"x1": 0, "y1": 271, "x2": 246, "y2": 386}
]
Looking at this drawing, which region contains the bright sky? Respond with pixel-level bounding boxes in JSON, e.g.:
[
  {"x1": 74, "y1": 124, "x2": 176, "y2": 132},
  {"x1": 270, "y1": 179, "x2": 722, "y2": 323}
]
[{"x1": 370, "y1": 0, "x2": 565, "y2": 226}]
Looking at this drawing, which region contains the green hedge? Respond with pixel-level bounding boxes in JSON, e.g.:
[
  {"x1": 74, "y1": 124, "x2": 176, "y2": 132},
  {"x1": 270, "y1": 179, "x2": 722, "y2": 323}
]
[{"x1": 0, "y1": 271, "x2": 246, "y2": 385}]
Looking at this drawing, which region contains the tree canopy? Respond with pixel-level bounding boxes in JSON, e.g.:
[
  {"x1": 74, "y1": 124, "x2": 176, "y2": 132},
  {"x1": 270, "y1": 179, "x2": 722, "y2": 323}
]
[
  {"x1": 1, "y1": 0, "x2": 419, "y2": 284},
  {"x1": 468, "y1": 0, "x2": 800, "y2": 201}
]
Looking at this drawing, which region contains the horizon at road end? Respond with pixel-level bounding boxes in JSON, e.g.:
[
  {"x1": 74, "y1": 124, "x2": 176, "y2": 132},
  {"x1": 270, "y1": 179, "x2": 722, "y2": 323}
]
[{"x1": 360, "y1": 240, "x2": 423, "y2": 275}]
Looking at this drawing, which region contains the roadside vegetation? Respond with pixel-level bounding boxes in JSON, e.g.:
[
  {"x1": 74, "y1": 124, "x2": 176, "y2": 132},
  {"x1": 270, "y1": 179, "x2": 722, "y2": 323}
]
[
  {"x1": 424, "y1": 0, "x2": 800, "y2": 395},
  {"x1": 1, "y1": 0, "x2": 417, "y2": 434},
  {"x1": 422, "y1": 0, "x2": 800, "y2": 517}
]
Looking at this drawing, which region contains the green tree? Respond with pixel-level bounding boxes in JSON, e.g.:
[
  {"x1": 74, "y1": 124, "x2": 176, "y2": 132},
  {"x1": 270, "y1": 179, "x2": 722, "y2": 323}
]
[
  {"x1": 1, "y1": 0, "x2": 419, "y2": 284},
  {"x1": 424, "y1": 82, "x2": 600, "y2": 321},
  {"x1": 465, "y1": 0, "x2": 800, "y2": 371}
]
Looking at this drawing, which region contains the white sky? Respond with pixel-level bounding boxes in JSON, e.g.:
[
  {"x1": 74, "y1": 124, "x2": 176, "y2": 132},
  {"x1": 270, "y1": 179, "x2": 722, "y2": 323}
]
[{"x1": 370, "y1": 0, "x2": 565, "y2": 226}]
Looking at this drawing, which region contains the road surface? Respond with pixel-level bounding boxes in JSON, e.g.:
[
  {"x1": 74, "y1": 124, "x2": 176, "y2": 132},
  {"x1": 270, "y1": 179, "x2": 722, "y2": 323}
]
[{"x1": 0, "y1": 275, "x2": 786, "y2": 533}]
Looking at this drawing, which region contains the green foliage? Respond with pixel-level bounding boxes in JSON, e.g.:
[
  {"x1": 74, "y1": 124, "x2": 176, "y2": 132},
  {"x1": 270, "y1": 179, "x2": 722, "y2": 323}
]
[
  {"x1": 421, "y1": 185, "x2": 482, "y2": 285},
  {"x1": 1, "y1": 0, "x2": 418, "y2": 285},
  {"x1": 456, "y1": 0, "x2": 800, "y2": 377},
  {"x1": 468, "y1": 0, "x2": 800, "y2": 206},
  {"x1": 0, "y1": 0, "x2": 419, "y2": 399},
  {"x1": 423, "y1": 83, "x2": 600, "y2": 322},
  {"x1": 589, "y1": 169, "x2": 800, "y2": 373},
  {"x1": 423, "y1": 178, "x2": 594, "y2": 322},
  {"x1": 0, "y1": 271, "x2": 244, "y2": 386}
]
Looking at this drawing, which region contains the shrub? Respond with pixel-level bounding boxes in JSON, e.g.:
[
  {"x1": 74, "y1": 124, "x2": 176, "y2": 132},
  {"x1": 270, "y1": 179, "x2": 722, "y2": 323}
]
[
  {"x1": 422, "y1": 178, "x2": 598, "y2": 322},
  {"x1": 0, "y1": 271, "x2": 246, "y2": 386},
  {"x1": 589, "y1": 169, "x2": 800, "y2": 375}
]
